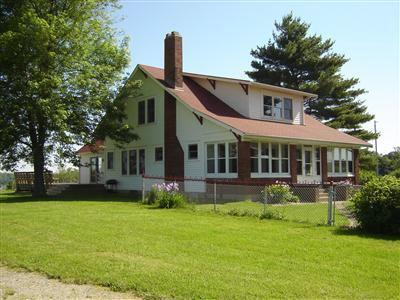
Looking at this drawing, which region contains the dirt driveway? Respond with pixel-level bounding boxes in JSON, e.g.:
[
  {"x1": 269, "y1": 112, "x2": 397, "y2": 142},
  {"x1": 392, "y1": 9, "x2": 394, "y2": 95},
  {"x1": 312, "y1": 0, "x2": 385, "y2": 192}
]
[{"x1": 0, "y1": 266, "x2": 141, "y2": 299}]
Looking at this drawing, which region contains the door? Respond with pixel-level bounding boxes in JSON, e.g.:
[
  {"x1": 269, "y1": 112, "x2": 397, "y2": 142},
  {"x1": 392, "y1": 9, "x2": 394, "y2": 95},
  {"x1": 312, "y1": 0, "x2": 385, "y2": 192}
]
[
  {"x1": 297, "y1": 146, "x2": 322, "y2": 184},
  {"x1": 90, "y1": 157, "x2": 101, "y2": 183}
]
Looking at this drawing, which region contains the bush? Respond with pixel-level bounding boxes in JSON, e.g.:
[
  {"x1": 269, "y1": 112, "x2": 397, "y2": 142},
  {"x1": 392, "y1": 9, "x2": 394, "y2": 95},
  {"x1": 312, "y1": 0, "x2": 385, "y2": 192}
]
[
  {"x1": 351, "y1": 176, "x2": 400, "y2": 234},
  {"x1": 259, "y1": 210, "x2": 285, "y2": 220},
  {"x1": 145, "y1": 182, "x2": 187, "y2": 208},
  {"x1": 359, "y1": 169, "x2": 378, "y2": 185},
  {"x1": 262, "y1": 183, "x2": 299, "y2": 204}
]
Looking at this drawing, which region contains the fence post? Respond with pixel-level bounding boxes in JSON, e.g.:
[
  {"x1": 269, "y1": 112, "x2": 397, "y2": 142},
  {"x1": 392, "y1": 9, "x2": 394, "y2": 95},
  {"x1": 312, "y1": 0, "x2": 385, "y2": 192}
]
[
  {"x1": 142, "y1": 176, "x2": 145, "y2": 203},
  {"x1": 213, "y1": 180, "x2": 217, "y2": 212},
  {"x1": 328, "y1": 182, "x2": 334, "y2": 225}
]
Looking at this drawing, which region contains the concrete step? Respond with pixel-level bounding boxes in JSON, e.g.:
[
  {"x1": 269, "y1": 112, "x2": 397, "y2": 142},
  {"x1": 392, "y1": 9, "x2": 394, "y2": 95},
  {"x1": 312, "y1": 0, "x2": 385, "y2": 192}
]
[{"x1": 47, "y1": 184, "x2": 105, "y2": 196}]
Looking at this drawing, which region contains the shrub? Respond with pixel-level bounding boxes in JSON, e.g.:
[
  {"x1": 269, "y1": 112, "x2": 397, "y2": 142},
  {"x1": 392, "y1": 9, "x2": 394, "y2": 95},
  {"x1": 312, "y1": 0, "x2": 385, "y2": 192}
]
[
  {"x1": 351, "y1": 176, "x2": 400, "y2": 234},
  {"x1": 146, "y1": 182, "x2": 187, "y2": 209},
  {"x1": 262, "y1": 183, "x2": 299, "y2": 204},
  {"x1": 359, "y1": 169, "x2": 378, "y2": 185},
  {"x1": 259, "y1": 210, "x2": 285, "y2": 220}
]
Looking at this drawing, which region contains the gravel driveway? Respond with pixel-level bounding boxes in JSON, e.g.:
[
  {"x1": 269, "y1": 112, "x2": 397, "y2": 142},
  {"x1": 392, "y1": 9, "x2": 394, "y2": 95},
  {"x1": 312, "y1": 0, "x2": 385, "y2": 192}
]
[{"x1": 0, "y1": 266, "x2": 141, "y2": 299}]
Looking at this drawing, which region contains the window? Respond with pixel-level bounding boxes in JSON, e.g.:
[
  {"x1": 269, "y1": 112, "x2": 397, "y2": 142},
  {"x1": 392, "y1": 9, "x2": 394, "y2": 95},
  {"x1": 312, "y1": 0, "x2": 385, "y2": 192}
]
[
  {"x1": 281, "y1": 144, "x2": 289, "y2": 173},
  {"x1": 328, "y1": 147, "x2": 354, "y2": 175},
  {"x1": 283, "y1": 98, "x2": 293, "y2": 120},
  {"x1": 138, "y1": 101, "x2": 145, "y2": 125},
  {"x1": 263, "y1": 95, "x2": 293, "y2": 121},
  {"x1": 206, "y1": 142, "x2": 238, "y2": 174},
  {"x1": 138, "y1": 98, "x2": 155, "y2": 125},
  {"x1": 260, "y1": 143, "x2": 269, "y2": 173},
  {"x1": 263, "y1": 96, "x2": 273, "y2": 117},
  {"x1": 188, "y1": 144, "x2": 198, "y2": 160},
  {"x1": 207, "y1": 144, "x2": 215, "y2": 173},
  {"x1": 250, "y1": 143, "x2": 259, "y2": 173},
  {"x1": 273, "y1": 97, "x2": 282, "y2": 119},
  {"x1": 155, "y1": 147, "x2": 163, "y2": 162},
  {"x1": 250, "y1": 142, "x2": 290, "y2": 175},
  {"x1": 139, "y1": 149, "x2": 145, "y2": 174},
  {"x1": 107, "y1": 152, "x2": 114, "y2": 169},
  {"x1": 121, "y1": 151, "x2": 127, "y2": 175},
  {"x1": 296, "y1": 147, "x2": 303, "y2": 175},
  {"x1": 315, "y1": 147, "x2": 321, "y2": 176},
  {"x1": 147, "y1": 98, "x2": 155, "y2": 123},
  {"x1": 129, "y1": 150, "x2": 137, "y2": 175},
  {"x1": 304, "y1": 148, "x2": 312, "y2": 175},
  {"x1": 271, "y1": 143, "x2": 280, "y2": 173},
  {"x1": 228, "y1": 143, "x2": 238, "y2": 173}
]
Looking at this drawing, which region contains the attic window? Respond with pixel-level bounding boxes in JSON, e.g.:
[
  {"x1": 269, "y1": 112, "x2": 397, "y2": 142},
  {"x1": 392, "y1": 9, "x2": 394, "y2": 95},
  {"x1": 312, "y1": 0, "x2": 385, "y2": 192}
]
[{"x1": 263, "y1": 95, "x2": 293, "y2": 121}]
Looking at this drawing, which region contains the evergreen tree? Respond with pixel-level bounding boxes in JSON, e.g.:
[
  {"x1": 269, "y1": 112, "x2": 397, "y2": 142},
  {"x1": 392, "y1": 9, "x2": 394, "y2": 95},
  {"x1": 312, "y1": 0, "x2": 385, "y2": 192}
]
[{"x1": 246, "y1": 13, "x2": 376, "y2": 141}]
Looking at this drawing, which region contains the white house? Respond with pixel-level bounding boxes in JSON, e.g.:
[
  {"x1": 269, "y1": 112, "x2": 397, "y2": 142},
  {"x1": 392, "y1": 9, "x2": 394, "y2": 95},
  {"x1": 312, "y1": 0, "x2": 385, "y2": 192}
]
[{"x1": 77, "y1": 31, "x2": 370, "y2": 193}]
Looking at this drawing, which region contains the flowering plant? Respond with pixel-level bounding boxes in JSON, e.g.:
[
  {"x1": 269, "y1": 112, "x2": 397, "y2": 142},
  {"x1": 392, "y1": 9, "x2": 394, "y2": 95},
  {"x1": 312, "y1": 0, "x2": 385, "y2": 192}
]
[
  {"x1": 262, "y1": 183, "x2": 299, "y2": 204},
  {"x1": 145, "y1": 181, "x2": 186, "y2": 208}
]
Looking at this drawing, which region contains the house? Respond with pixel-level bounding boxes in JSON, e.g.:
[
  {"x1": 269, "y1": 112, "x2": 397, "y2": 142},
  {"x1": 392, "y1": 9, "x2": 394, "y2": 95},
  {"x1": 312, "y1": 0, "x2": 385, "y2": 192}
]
[{"x1": 77, "y1": 31, "x2": 370, "y2": 194}]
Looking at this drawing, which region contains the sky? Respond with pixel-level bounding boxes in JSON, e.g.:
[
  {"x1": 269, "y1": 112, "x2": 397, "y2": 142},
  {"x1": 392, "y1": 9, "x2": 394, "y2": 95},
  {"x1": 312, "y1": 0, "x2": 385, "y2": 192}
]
[{"x1": 116, "y1": 0, "x2": 400, "y2": 155}]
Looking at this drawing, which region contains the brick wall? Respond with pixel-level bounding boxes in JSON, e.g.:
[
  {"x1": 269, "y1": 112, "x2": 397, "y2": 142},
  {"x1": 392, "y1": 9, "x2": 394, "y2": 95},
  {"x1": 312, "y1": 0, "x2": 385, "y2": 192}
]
[
  {"x1": 290, "y1": 145, "x2": 297, "y2": 183},
  {"x1": 164, "y1": 91, "x2": 184, "y2": 178},
  {"x1": 164, "y1": 32, "x2": 183, "y2": 89},
  {"x1": 321, "y1": 147, "x2": 328, "y2": 184},
  {"x1": 238, "y1": 141, "x2": 250, "y2": 180}
]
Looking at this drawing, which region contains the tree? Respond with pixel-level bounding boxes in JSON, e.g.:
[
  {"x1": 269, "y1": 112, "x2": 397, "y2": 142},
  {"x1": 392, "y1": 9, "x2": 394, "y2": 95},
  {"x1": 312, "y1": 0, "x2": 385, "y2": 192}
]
[
  {"x1": 246, "y1": 13, "x2": 376, "y2": 141},
  {"x1": 0, "y1": 0, "x2": 139, "y2": 196},
  {"x1": 379, "y1": 147, "x2": 400, "y2": 176}
]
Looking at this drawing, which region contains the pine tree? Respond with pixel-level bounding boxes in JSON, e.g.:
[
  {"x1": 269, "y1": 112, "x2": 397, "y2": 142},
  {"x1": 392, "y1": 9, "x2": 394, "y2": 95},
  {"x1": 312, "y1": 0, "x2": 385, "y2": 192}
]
[{"x1": 246, "y1": 13, "x2": 376, "y2": 141}]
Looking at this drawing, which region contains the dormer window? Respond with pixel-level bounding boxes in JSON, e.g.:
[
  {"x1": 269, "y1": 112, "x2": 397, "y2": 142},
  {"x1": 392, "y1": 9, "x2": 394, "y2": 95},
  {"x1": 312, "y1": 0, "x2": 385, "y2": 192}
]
[{"x1": 263, "y1": 95, "x2": 293, "y2": 121}]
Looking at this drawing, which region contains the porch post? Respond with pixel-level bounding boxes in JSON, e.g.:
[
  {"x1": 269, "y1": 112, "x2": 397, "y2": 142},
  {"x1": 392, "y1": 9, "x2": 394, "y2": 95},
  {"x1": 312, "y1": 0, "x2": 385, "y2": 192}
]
[
  {"x1": 238, "y1": 141, "x2": 251, "y2": 180},
  {"x1": 289, "y1": 145, "x2": 297, "y2": 184},
  {"x1": 353, "y1": 148, "x2": 360, "y2": 185},
  {"x1": 321, "y1": 147, "x2": 328, "y2": 185}
]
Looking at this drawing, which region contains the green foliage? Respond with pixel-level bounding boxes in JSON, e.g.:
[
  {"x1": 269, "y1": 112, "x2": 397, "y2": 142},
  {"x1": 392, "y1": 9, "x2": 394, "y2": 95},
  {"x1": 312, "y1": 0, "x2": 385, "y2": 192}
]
[
  {"x1": 0, "y1": 0, "x2": 139, "y2": 195},
  {"x1": 359, "y1": 169, "x2": 378, "y2": 185},
  {"x1": 379, "y1": 147, "x2": 400, "y2": 176},
  {"x1": 0, "y1": 172, "x2": 14, "y2": 189},
  {"x1": 145, "y1": 183, "x2": 187, "y2": 209},
  {"x1": 246, "y1": 13, "x2": 376, "y2": 141},
  {"x1": 359, "y1": 149, "x2": 379, "y2": 172},
  {"x1": 351, "y1": 176, "x2": 400, "y2": 234},
  {"x1": 6, "y1": 181, "x2": 15, "y2": 190},
  {"x1": 259, "y1": 210, "x2": 285, "y2": 220},
  {"x1": 389, "y1": 168, "x2": 400, "y2": 179},
  {"x1": 262, "y1": 183, "x2": 299, "y2": 204},
  {"x1": 53, "y1": 167, "x2": 79, "y2": 183}
]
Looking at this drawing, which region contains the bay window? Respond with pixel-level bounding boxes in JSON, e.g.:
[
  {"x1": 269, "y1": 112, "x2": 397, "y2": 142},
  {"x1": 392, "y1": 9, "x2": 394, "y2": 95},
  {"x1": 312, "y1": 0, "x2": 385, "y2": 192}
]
[
  {"x1": 327, "y1": 147, "x2": 354, "y2": 175},
  {"x1": 207, "y1": 142, "x2": 237, "y2": 175},
  {"x1": 250, "y1": 142, "x2": 290, "y2": 175}
]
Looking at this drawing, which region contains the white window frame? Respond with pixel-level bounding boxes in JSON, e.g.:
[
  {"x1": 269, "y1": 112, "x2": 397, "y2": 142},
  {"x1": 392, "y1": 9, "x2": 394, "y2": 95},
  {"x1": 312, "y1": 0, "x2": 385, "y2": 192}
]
[
  {"x1": 137, "y1": 97, "x2": 156, "y2": 126},
  {"x1": 206, "y1": 141, "x2": 238, "y2": 178},
  {"x1": 327, "y1": 147, "x2": 354, "y2": 177},
  {"x1": 250, "y1": 142, "x2": 290, "y2": 178},
  {"x1": 262, "y1": 95, "x2": 293, "y2": 121},
  {"x1": 121, "y1": 147, "x2": 146, "y2": 176}
]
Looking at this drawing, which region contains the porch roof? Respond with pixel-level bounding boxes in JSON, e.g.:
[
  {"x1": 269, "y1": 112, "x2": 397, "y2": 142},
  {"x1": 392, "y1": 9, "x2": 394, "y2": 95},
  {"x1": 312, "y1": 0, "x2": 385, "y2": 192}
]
[{"x1": 139, "y1": 64, "x2": 371, "y2": 147}]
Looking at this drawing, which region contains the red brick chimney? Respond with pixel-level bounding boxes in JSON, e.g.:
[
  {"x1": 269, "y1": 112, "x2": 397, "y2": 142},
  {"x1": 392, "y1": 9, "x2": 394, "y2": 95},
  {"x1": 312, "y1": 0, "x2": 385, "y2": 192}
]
[{"x1": 164, "y1": 31, "x2": 183, "y2": 89}]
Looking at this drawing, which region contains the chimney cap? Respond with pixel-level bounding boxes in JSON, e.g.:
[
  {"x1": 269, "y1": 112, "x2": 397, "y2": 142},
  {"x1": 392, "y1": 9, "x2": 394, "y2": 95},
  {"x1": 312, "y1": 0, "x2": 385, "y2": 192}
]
[{"x1": 166, "y1": 31, "x2": 181, "y2": 38}]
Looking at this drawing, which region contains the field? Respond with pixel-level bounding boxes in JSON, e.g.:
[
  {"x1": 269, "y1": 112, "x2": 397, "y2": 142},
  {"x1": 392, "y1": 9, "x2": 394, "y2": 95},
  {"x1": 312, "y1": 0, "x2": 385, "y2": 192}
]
[{"x1": 0, "y1": 191, "x2": 399, "y2": 299}]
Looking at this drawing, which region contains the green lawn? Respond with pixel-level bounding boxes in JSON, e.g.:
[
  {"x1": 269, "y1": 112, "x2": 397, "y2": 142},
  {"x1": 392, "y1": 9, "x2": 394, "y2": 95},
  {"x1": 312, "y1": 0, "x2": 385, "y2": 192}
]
[
  {"x1": 0, "y1": 191, "x2": 399, "y2": 299},
  {"x1": 196, "y1": 200, "x2": 349, "y2": 226}
]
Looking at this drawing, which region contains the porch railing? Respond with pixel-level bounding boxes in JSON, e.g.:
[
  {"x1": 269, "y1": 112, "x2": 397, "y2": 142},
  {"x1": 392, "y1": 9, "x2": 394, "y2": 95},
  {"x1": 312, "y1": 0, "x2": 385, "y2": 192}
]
[{"x1": 14, "y1": 171, "x2": 54, "y2": 192}]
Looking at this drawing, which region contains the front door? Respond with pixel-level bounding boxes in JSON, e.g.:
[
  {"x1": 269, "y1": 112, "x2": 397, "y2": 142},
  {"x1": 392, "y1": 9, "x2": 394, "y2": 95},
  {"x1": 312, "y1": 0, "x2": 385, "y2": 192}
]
[
  {"x1": 297, "y1": 146, "x2": 321, "y2": 184},
  {"x1": 90, "y1": 157, "x2": 101, "y2": 183}
]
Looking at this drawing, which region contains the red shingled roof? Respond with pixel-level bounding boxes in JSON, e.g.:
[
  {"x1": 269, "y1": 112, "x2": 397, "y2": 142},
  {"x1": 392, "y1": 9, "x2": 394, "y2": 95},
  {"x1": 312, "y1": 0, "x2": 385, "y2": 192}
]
[
  {"x1": 139, "y1": 65, "x2": 370, "y2": 147},
  {"x1": 77, "y1": 139, "x2": 105, "y2": 154}
]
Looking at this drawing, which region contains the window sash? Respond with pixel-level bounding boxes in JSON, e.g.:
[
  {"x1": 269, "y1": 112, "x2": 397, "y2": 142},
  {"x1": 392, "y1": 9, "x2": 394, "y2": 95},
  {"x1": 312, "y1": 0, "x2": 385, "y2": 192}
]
[
  {"x1": 138, "y1": 101, "x2": 145, "y2": 125},
  {"x1": 107, "y1": 152, "x2": 114, "y2": 169},
  {"x1": 328, "y1": 147, "x2": 354, "y2": 175},
  {"x1": 283, "y1": 98, "x2": 293, "y2": 120},
  {"x1": 121, "y1": 151, "x2": 128, "y2": 175},
  {"x1": 155, "y1": 147, "x2": 163, "y2": 162},
  {"x1": 147, "y1": 98, "x2": 155, "y2": 123},
  {"x1": 251, "y1": 142, "x2": 289, "y2": 175},
  {"x1": 129, "y1": 150, "x2": 137, "y2": 175},
  {"x1": 188, "y1": 144, "x2": 198, "y2": 160},
  {"x1": 207, "y1": 142, "x2": 237, "y2": 174}
]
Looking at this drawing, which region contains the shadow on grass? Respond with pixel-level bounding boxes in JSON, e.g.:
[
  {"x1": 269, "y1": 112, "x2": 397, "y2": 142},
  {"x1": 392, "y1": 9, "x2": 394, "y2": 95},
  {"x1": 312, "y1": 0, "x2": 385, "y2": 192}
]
[
  {"x1": 331, "y1": 226, "x2": 400, "y2": 241},
  {"x1": 0, "y1": 191, "x2": 140, "y2": 204}
]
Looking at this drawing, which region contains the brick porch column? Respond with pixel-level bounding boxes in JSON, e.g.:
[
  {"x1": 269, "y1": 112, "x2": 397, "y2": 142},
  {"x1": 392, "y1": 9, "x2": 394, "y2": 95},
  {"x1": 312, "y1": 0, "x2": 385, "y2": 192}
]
[
  {"x1": 321, "y1": 147, "x2": 328, "y2": 185},
  {"x1": 238, "y1": 141, "x2": 250, "y2": 180},
  {"x1": 290, "y1": 145, "x2": 297, "y2": 184},
  {"x1": 353, "y1": 148, "x2": 360, "y2": 185}
]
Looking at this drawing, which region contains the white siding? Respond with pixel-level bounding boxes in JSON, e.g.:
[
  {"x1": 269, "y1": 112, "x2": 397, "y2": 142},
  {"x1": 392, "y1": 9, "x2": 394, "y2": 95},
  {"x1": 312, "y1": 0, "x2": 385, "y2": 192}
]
[
  {"x1": 249, "y1": 86, "x2": 304, "y2": 124},
  {"x1": 176, "y1": 100, "x2": 237, "y2": 192},
  {"x1": 193, "y1": 78, "x2": 250, "y2": 117},
  {"x1": 103, "y1": 69, "x2": 165, "y2": 191}
]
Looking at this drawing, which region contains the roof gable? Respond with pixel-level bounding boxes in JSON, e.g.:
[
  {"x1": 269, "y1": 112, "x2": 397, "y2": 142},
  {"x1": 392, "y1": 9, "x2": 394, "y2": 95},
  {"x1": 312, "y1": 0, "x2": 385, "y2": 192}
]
[{"x1": 139, "y1": 64, "x2": 371, "y2": 147}]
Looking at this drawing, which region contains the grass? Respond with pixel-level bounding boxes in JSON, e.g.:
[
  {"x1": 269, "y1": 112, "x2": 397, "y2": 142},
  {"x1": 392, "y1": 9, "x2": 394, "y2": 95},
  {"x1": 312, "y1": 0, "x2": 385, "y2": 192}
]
[
  {"x1": 0, "y1": 190, "x2": 399, "y2": 299},
  {"x1": 196, "y1": 200, "x2": 349, "y2": 226}
]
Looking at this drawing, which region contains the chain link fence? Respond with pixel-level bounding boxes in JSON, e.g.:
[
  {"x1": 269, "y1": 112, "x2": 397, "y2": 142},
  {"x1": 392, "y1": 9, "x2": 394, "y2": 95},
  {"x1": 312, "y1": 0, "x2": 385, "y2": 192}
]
[{"x1": 142, "y1": 175, "x2": 360, "y2": 226}]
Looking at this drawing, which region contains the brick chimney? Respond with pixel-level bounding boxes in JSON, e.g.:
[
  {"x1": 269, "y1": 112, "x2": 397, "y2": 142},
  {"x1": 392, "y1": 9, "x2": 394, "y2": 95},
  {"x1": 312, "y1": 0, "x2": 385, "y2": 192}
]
[{"x1": 164, "y1": 31, "x2": 183, "y2": 89}]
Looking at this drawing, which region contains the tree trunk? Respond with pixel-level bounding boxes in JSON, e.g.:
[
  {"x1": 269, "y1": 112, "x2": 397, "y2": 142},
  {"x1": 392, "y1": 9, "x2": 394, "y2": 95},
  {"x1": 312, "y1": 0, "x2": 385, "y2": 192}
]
[{"x1": 32, "y1": 144, "x2": 46, "y2": 197}]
